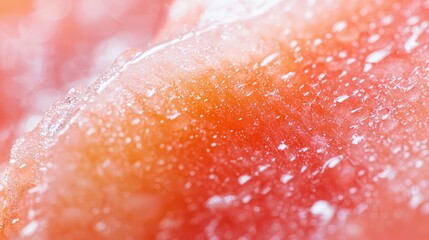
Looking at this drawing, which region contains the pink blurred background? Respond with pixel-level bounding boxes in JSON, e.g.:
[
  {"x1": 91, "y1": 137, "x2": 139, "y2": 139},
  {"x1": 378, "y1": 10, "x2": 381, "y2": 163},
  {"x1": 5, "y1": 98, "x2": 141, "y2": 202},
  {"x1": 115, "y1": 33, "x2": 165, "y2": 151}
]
[{"x1": 0, "y1": 0, "x2": 171, "y2": 162}]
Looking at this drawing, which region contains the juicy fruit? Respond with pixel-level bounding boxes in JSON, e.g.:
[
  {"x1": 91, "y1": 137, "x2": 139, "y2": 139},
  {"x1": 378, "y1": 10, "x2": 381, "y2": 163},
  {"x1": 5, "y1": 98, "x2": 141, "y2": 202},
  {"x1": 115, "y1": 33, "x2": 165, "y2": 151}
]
[
  {"x1": 0, "y1": 0, "x2": 171, "y2": 163},
  {"x1": 3, "y1": 0, "x2": 429, "y2": 239}
]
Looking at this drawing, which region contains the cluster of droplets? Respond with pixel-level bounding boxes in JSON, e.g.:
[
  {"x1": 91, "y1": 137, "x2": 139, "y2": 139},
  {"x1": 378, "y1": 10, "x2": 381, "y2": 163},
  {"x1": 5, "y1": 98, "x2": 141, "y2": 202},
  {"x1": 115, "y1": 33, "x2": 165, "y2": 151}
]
[
  {"x1": 5, "y1": 0, "x2": 429, "y2": 239},
  {"x1": 0, "y1": 0, "x2": 169, "y2": 162},
  {"x1": 191, "y1": 1, "x2": 429, "y2": 238}
]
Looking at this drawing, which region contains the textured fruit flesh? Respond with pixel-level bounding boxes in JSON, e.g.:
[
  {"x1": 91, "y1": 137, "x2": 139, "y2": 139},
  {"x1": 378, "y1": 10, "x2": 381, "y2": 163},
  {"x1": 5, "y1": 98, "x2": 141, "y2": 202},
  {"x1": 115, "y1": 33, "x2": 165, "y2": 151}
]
[
  {"x1": 3, "y1": 0, "x2": 429, "y2": 239},
  {"x1": 0, "y1": 0, "x2": 170, "y2": 163}
]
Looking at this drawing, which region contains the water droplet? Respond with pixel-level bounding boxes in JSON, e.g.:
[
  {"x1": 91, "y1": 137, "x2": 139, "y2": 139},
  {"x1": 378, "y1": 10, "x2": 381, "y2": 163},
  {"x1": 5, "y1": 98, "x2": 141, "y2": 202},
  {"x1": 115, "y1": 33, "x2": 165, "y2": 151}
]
[
  {"x1": 167, "y1": 112, "x2": 181, "y2": 120},
  {"x1": 322, "y1": 155, "x2": 343, "y2": 172},
  {"x1": 242, "y1": 195, "x2": 252, "y2": 203},
  {"x1": 280, "y1": 173, "x2": 294, "y2": 184},
  {"x1": 420, "y1": 202, "x2": 429, "y2": 215},
  {"x1": 20, "y1": 221, "x2": 39, "y2": 237},
  {"x1": 313, "y1": 38, "x2": 322, "y2": 46},
  {"x1": 289, "y1": 40, "x2": 299, "y2": 49},
  {"x1": 405, "y1": 25, "x2": 425, "y2": 53},
  {"x1": 376, "y1": 166, "x2": 396, "y2": 179},
  {"x1": 407, "y1": 16, "x2": 420, "y2": 25},
  {"x1": 332, "y1": 20, "x2": 348, "y2": 32},
  {"x1": 351, "y1": 135, "x2": 364, "y2": 145},
  {"x1": 409, "y1": 192, "x2": 423, "y2": 209},
  {"x1": 334, "y1": 95, "x2": 350, "y2": 103},
  {"x1": 95, "y1": 221, "x2": 107, "y2": 231},
  {"x1": 363, "y1": 63, "x2": 372, "y2": 72},
  {"x1": 415, "y1": 160, "x2": 424, "y2": 168},
  {"x1": 261, "y1": 53, "x2": 279, "y2": 66},
  {"x1": 281, "y1": 72, "x2": 296, "y2": 81},
  {"x1": 238, "y1": 175, "x2": 251, "y2": 185},
  {"x1": 258, "y1": 164, "x2": 270, "y2": 172},
  {"x1": 278, "y1": 141, "x2": 288, "y2": 150},
  {"x1": 304, "y1": 10, "x2": 314, "y2": 19},
  {"x1": 206, "y1": 195, "x2": 236, "y2": 209},
  {"x1": 366, "y1": 47, "x2": 391, "y2": 63},
  {"x1": 131, "y1": 118, "x2": 141, "y2": 125},
  {"x1": 146, "y1": 88, "x2": 156, "y2": 97},
  {"x1": 310, "y1": 200, "x2": 335, "y2": 221},
  {"x1": 382, "y1": 15, "x2": 394, "y2": 25},
  {"x1": 346, "y1": 58, "x2": 356, "y2": 65},
  {"x1": 368, "y1": 34, "x2": 380, "y2": 43}
]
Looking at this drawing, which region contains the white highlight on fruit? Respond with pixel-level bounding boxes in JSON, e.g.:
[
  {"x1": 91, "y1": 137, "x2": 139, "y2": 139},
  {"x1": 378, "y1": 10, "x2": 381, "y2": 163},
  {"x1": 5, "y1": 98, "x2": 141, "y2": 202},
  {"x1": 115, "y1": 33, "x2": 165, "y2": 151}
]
[
  {"x1": 20, "y1": 221, "x2": 39, "y2": 237},
  {"x1": 310, "y1": 200, "x2": 335, "y2": 221},
  {"x1": 335, "y1": 95, "x2": 349, "y2": 103},
  {"x1": 322, "y1": 155, "x2": 343, "y2": 172},
  {"x1": 206, "y1": 195, "x2": 237, "y2": 208},
  {"x1": 404, "y1": 22, "x2": 428, "y2": 53},
  {"x1": 280, "y1": 173, "x2": 294, "y2": 184},
  {"x1": 278, "y1": 141, "x2": 288, "y2": 150},
  {"x1": 332, "y1": 20, "x2": 347, "y2": 32},
  {"x1": 366, "y1": 47, "x2": 391, "y2": 63},
  {"x1": 351, "y1": 135, "x2": 364, "y2": 145},
  {"x1": 261, "y1": 52, "x2": 279, "y2": 66},
  {"x1": 238, "y1": 175, "x2": 252, "y2": 185}
]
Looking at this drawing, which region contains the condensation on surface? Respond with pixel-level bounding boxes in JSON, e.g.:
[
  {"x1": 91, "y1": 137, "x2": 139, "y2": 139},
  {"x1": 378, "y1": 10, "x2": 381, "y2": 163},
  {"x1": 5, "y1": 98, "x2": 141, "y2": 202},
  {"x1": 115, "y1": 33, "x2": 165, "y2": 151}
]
[
  {"x1": 0, "y1": 0, "x2": 170, "y2": 162},
  {"x1": 3, "y1": 0, "x2": 429, "y2": 239}
]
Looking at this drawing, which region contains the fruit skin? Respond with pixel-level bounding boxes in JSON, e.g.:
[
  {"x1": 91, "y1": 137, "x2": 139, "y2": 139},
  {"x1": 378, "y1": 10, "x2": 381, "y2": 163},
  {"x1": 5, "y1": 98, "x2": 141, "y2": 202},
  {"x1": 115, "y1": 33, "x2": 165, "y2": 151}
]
[
  {"x1": 3, "y1": 0, "x2": 429, "y2": 239},
  {"x1": 0, "y1": 0, "x2": 171, "y2": 164}
]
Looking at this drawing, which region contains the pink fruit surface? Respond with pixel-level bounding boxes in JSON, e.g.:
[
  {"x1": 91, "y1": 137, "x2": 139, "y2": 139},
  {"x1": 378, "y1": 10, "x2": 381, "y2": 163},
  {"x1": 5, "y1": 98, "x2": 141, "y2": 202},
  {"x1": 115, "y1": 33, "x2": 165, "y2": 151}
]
[
  {"x1": 2, "y1": 0, "x2": 429, "y2": 239},
  {"x1": 0, "y1": 0, "x2": 171, "y2": 162}
]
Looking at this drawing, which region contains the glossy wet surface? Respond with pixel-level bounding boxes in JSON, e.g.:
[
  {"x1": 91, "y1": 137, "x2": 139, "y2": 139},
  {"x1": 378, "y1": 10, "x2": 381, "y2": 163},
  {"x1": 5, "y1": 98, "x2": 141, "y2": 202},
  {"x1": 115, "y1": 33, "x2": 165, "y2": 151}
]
[{"x1": 2, "y1": 0, "x2": 429, "y2": 239}]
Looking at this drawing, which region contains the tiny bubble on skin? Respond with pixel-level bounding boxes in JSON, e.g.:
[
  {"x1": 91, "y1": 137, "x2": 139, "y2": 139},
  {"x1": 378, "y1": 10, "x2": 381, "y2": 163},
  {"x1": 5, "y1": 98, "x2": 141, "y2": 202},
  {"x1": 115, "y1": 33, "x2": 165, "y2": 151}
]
[
  {"x1": 310, "y1": 200, "x2": 335, "y2": 221},
  {"x1": 365, "y1": 47, "x2": 391, "y2": 63},
  {"x1": 238, "y1": 175, "x2": 252, "y2": 185},
  {"x1": 334, "y1": 95, "x2": 349, "y2": 103},
  {"x1": 278, "y1": 141, "x2": 288, "y2": 150},
  {"x1": 332, "y1": 20, "x2": 348, "y2": 32},
  {"x1": 281, "y1": 174, "x2": 294, "y2": 184},
  {"x1": 322, "y1": 155, "x2": 343, "y2": 172},
  {"x1": 20, "y1": 221, "x2": 39, "y2": 237}
]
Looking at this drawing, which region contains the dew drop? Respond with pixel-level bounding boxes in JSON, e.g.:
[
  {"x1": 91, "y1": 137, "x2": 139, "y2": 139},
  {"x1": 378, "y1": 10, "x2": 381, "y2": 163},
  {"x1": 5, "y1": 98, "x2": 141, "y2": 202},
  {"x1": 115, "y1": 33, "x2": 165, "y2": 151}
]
[
  {"x1": 278, "y1": 141, "x2": 288, "y2": 150},
  {"x1": 322, "y1": 155, "x2": 343, "y2": 172},
  {"x1": 351, "y1": 135, "x2": 364, "y2": 145},
  {"x1": 382, "y1": 15, "x2": 394, "y2": 25},
  {"x1": 258, "y1": 164, "x2": 270, "y2": 172},
  {"x1": 368, "y1": 34, "x2": 380, "y2": 43},
  {"x1": 206, "y1": 195, "x2": 236, "y2": 209},
  {"x1": 261, "y1": 53, "x2": 279, "y2": 66},
  {"x1": 334, "y1": 95, "x2": 350, "y2": 103},
  {"x1": 281, "y1": 72, "x2": 296, "y2": 81},
  {"x1": 280, "y1": 173, "x2": 294, "y2": 184},
  {"x1": 407, "y1": 16, "x2": 420, "y2": 25},
  {"x1": 131, "y1": 118, "x2": 141, "y2": 125},
  {"x1": 242, "y1": 195, "x2": 252, "y2": 203},
  {"x1": 20, "y1": 221, "x2": 39, "y2": 237},
  {"x1": 421, "y1": 202, "x2": 429, "y2": 215},
  {"x1": 405, "y1": 26, "x2": 424, "y2": 53},
  {"x1": 376, "y1": 166, "x2": 396, "y2": 179},
  {"x1": 366, "y1": 47, "x2": 391, "y2": 63},
  {"x1": 238, "y1": 175, "x2": 251, "y2": 185},
  {"x1": 332, "y1": 20, "x2": 347, "y2": 32},
  {"x1": 363, "y1": 63, "x2": 373, "y2": 72},
  {"x1": 167, "y1": 112, "x2": 181, "y2": 120},
  {"x1": 310, "y1": 200, "x2": 335, "y2": 221},
  {"x1": 415, "y1": 160, "x2": 424, "y2": 168}
]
